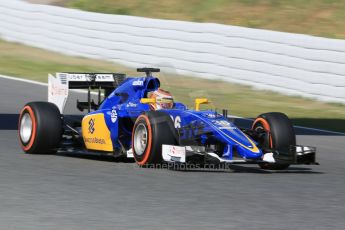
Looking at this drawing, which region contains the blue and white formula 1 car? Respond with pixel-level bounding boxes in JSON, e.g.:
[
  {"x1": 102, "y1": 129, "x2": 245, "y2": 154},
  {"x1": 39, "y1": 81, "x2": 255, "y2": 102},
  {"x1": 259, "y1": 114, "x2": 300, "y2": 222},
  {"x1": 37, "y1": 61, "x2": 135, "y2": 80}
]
[{"x1": 18, "y1": 68, "x2": 317, "y2": 170}]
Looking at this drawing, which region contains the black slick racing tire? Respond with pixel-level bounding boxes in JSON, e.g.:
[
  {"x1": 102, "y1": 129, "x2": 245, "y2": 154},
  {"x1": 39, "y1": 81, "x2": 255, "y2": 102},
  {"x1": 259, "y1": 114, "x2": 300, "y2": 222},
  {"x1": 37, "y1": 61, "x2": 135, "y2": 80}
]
[
  {"x1": 18, "y1": 102, "x2": 63, "y2": 154},
  {"x1": 252, "y1": 112, "x2": 296, "y2": 170},
  {"x1": 132, "y1": 111, "x2": 178, "y2": 166}
]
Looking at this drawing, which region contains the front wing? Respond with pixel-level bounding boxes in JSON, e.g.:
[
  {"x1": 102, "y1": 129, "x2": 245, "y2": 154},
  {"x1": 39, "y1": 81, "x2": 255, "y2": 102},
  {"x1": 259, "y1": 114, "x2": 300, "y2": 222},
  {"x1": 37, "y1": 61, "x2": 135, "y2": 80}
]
[{"x1": 162, "y1": 145, "x2": 318, "y2": 166}]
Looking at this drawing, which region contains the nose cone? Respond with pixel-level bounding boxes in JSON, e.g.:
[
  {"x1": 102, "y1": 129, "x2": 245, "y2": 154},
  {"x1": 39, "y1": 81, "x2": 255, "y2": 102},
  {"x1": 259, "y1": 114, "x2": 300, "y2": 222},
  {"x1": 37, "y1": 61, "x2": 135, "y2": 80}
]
[
  {"x1": 210, "y1": 119, "x2": 262, "y2": 158},
  {"x1": 196, "y1": 112, "x2": 262, "y2": 159}
]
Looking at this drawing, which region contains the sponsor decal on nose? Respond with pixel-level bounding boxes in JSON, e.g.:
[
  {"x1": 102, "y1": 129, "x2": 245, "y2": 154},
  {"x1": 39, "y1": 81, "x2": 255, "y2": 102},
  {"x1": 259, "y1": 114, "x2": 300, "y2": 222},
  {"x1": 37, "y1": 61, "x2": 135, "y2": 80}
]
[{"x1": 88, "y1": 118, "x2": 95, "y2": 134}]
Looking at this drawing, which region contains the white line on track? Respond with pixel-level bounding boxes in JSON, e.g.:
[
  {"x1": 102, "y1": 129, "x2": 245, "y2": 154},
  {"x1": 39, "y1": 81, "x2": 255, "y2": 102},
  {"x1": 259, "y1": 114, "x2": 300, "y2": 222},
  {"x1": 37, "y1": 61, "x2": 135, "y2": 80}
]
[
  {"x1": 0, "y1": 74, "x2": 98, "y2": 95},
  {"x1": 0, "y1": 74, "x2": 47, "y2": 86},
  {"x1": 1, "y1": 74, "x2": 344, "y2": 135},
  {"x1": 229, "y1": 116, "x2": 345, "y2": 135}
]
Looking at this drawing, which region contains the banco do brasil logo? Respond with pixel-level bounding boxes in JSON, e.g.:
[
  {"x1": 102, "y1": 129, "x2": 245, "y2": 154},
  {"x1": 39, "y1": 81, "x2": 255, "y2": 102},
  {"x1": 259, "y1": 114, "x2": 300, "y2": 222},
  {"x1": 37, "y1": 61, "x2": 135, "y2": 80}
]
[{"x1": 88, "y1": 118, "x2": 95, "y2": 134}]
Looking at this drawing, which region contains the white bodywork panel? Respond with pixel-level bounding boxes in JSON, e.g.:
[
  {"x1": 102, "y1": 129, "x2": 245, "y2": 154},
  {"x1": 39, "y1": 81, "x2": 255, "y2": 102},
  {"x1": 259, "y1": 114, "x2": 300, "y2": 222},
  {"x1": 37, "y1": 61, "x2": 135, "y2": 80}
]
[
  {"x1": 48, "y1": 73, "x2": 68, "y2": 113},
  {"x1": 162, "y1": 145, "x2": 186, "y2": 163},
  {"x1": 262, "y1": 152, "x2": 276, "y2": 163},
  {"x1": 295, "y1": 146, "x2": 314, "y2": 155},
  {"x1": 126, "y1": 148, "x2": 134, "y2": 158}
]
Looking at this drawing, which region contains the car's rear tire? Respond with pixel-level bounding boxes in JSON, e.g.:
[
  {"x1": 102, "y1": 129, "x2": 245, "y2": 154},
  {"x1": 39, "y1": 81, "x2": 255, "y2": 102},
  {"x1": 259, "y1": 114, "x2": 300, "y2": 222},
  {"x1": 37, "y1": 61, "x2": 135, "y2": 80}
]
[
  {"x1": 18, "y1": 102, "x2": 63, "y2": 154},
  {"x1": 252, "y1": 112, "x2": 296, "y2": 170},
  {"x1": 132, "y1": 111, "x2": 178, "y2": 166}
]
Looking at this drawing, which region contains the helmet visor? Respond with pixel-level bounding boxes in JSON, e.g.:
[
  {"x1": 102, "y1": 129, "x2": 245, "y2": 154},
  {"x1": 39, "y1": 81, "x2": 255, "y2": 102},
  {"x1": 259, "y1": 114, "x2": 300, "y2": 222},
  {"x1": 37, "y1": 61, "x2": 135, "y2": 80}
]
[{"x1": 156, "y1": 97, "x2": 174, "y2": 109}]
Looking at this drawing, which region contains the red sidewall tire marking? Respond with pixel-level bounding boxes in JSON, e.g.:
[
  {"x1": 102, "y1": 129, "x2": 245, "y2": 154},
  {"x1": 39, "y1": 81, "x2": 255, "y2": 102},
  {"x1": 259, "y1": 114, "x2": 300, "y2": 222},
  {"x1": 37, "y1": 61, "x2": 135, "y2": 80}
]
[
  {"x1": 132, "y1": 115, "x2": 153, "y2": 165},
  {"x1": 252, "y1": 118, "x2": 273, "y2": 148},
  {"x1": 18, "y1": 106, "x2": 37, "y2": 151}
]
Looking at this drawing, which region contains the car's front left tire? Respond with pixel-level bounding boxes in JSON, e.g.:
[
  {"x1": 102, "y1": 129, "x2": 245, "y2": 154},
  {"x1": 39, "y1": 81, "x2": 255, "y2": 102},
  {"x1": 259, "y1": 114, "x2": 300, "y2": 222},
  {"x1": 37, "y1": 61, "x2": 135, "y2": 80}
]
[{"x1": 18, "y1": 102, "x2": 63, "y2": 154}]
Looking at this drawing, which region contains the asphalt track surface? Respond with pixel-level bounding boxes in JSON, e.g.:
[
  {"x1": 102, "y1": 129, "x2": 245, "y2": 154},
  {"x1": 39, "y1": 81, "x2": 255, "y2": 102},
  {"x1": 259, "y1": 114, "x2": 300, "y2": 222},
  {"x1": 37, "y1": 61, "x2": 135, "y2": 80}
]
[{"x1": 0, "y1": 77, "x2": 344, "y2": 230}]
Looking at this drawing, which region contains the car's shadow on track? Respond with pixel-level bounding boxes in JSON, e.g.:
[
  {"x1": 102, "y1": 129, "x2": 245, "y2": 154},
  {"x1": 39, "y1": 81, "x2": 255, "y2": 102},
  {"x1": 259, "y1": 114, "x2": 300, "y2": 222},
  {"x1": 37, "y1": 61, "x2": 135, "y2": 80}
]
[
  {"x1": 172, "y1": 165, "x2": 323, "y2": 174},
  {"x1": 55, "y1": 151, "x2": 322, "y2": 174},
  {"x1": 56, "y1": 151, "x2": 135, "y2": 163},
  {"x1": 224, "y1": 165, "x2": 322, "y2": 174}
]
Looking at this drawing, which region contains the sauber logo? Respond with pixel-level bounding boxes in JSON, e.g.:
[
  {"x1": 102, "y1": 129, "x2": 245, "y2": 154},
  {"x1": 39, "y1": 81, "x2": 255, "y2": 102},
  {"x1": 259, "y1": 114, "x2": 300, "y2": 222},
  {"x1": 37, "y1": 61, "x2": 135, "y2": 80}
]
[
  {"x1": 111, "y1": 108, "x2": 117, "y2": 123},
  {"x1": 88, "y1": 118, "x2": 95, "y2": 134},
  {"x1": 86, "y1": 74, "x2": 96, "y2": 81}
]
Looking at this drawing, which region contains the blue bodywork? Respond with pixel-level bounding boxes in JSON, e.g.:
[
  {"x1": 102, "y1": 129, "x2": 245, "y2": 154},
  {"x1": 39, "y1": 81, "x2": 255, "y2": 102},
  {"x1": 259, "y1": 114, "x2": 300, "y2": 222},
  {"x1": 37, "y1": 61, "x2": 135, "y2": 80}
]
[{"x1": 89, "y1": 76, "x2": 263, "y2": 161}]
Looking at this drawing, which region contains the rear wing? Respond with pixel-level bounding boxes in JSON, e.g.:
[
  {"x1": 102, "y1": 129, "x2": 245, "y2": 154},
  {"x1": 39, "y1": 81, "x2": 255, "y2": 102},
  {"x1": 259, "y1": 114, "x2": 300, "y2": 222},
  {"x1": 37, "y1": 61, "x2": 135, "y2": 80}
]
[{"x1": 48, "y1": 72, "x2": 126, "y2": 113}]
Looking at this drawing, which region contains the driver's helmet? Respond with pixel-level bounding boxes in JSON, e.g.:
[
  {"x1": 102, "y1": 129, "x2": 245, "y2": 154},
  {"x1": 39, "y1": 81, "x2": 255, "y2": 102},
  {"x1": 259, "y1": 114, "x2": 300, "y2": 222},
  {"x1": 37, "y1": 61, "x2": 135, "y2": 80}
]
[{"x1": 149, "y1": 89, "x2": 174, "y2": 110}]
